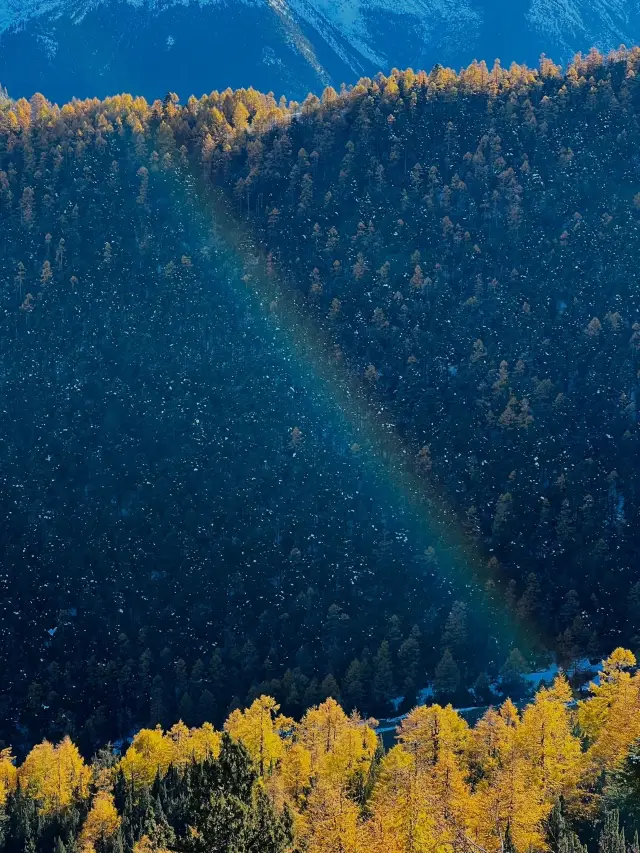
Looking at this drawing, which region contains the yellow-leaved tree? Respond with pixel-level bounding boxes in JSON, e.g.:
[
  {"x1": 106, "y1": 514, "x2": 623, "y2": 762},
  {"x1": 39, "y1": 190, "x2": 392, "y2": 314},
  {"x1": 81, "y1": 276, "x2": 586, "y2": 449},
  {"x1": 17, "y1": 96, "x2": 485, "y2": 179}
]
[
  {"x1": 225, "y1": 695, "x2": 291, "y2": 776},
  {"x1": 397, "y1": 703, "x2": 470, "y2": 769},
  {"x1": 19, "y1": 736, "x2": 91, "y2": 813},
  {"x1": 468, "y1": 700, "x2": 518, "y2": 780},
  {"x1": 165, "y1": 720, "x2": 221, "y2": 767},
  {"x1": 387, "y1": 704, "x2": 474, "y2": 851},
  {"x1": 132, "y1": 836, "x2": 173, "y2": 853},
  {"x1": 517, "y1": 674, "x2": 582, "y2": 798},
  {"x1": 119, "y1": 721, "x2": 221, "y2": 788},
  {"x1": 300, "y1": 776, "x2": 360, "y2": 853},
  {"x1": 578, "y1": 648, "x2": 640, "y2": 771},
  {"x1": 79, "y1": 791, "x2": 121, "y2": 852},
  {"x1": 578, "y1": 648, "x2": 637, "y2": 745},
  {"x1": 0, "y1": 748, "x2": 17, "y2": 807},
  {"x1": 276, "y1": 741, "x2": 313, "y2": 807},
  {"x1": 365, "y1": 745, "x2": 436, "y2": 853},
  {"x1": 298, "y1": 699, "x2": 378, "y2": 788},
  {"x1": 296, "y1": 700, "x2": 378, "y2": 853},
  {"x1": 471, "y1": 700, "x2": 550, "y2": 853},
  {"x1": 297, "y1": 697, "x2": 351, "y2": 768},
  {"x1": 119, "y1": 726, "x2": 174, "y2": 788}
]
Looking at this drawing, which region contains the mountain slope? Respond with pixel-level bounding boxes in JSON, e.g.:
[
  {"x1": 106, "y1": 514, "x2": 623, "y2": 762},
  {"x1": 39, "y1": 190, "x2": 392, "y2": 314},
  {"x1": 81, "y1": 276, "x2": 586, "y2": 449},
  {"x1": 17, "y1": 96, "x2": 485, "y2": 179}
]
[
  {"x1": 212, "y1": 51, "x2": 640, "y2": 661},
  {"x1": 1, "y1": 0, "x2": 640, "y2": 103},
  {"x1": 3, "y1": 51, "x2": 640, "y2": 752}
]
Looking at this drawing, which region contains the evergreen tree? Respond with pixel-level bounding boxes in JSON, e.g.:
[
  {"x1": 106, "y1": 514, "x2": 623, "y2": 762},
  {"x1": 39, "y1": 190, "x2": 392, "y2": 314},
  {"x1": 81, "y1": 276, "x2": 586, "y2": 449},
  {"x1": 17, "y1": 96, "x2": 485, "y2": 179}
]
[
  {"x1": 318, "y1": 674, "x2": 340, "y2": 703},
  {"x1": 372, "y1": 641, "x2": 395, "y2": 712},
  {"x1": 246, "y1": 787, "x2": 293, "y2": 853},
  {"x1": 606, "y1": 738, "x2": 640, "y2": 831},
  {"x1": 546, "y1": 800, "x2": 586, "y2": 853},
  {"x1": 184, "y1": 792, "x2": 249, "y2": 853},
  {"x1": 442, "y1": 601, "x2": 469, "y2": 660},
  {"x1": 342, "y1": 659, "x2": 366, "y2": 712},
  {"x1": 500, "y1": 649, "x2": 529, "y2": 699},
  {"x1": 599, "y1": 811, "x2": 626, "y2": 853},
  {"x1": 398, "y1": 627, "x2": 421, "y2": 707},
  {"x1": 197, "y1": 689, "x2": 217, "y2": 725},
  {"x1": 434, "y1": 649, "x2": 461, "y2": 700}
]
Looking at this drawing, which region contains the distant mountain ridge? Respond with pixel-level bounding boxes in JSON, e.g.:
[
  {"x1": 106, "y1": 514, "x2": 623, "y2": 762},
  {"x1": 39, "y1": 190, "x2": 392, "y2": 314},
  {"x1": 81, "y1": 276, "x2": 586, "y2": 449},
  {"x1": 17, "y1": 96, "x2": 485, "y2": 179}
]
[{"x1": 1, "y1": 0, "x2": 640, "y2": 102}]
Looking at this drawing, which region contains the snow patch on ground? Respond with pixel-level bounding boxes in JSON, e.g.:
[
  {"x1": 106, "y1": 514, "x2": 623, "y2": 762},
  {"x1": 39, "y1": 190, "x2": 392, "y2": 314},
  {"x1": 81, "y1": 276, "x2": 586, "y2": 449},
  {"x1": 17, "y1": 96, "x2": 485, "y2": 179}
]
[
  {"x1": 522, "y1": 662, "x2": 559, "y2": 685},
  {"x1": 376, "y1": 658, "x2": 604, "y2": 739},
  {"x1": 416, "y1": 684, "x2": 433, "y2": 704},
  {"x1": 520, "y1": 657, "x2": 600, "y2": 686}
]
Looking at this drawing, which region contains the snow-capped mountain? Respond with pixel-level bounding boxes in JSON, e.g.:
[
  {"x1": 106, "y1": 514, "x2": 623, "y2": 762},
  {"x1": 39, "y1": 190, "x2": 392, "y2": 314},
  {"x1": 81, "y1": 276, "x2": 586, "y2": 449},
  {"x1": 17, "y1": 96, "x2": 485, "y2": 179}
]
[{"x1": 1, "y1": 0, "x2": 640, "y2": 103}]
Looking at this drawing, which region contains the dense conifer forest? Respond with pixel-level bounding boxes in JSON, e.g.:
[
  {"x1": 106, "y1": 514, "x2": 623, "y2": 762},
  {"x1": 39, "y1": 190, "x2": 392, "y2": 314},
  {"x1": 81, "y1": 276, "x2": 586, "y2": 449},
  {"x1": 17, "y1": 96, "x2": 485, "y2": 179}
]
[
  {"x1": 1, "y1": 650, "x2": 640, "y2": 853},
  {"x1": 2, "y1": 47, "x2": 640, "y2": 759}
]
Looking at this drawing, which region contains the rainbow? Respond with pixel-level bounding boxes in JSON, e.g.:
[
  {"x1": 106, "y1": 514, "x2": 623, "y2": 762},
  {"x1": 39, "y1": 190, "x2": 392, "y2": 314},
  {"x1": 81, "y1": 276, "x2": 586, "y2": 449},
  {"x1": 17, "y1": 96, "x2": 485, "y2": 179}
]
[{"x1": 165, "y1": 160, "x2": 541, "y2": 672}]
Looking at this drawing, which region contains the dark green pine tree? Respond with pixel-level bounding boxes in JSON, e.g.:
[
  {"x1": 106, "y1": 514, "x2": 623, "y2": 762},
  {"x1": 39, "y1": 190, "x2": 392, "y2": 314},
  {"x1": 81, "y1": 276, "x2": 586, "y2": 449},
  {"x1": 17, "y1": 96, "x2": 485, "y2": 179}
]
[
  {"x1": 473, "y1": 671, "x2": 492, "y2": 704},
  {"x1": 499, "y1": 648, "x2": 529, "y2": 700},
  {"x1": 246, "y1": 787, "x2": 293, "y2": 853},
  {"x1": 599, "y1": 811, "x2": 626, "y2": 853},
  {"x1": 183, "y1": 792, "x2": 249, "y2": 853},
  {"x1": 341, "y1": 658, "x2": 366, "y2": 712},
  {"x1": 137, "y1": 784, "x2": 161, "y2": 844},
  {"x1": 113, "y1": 767, "x2": 134, "y2": 819},
  {"x1": 442, "y1": 601, "x2": 468, "y2": 660},
  {"x1": 111, "y1": 829, "x2": 126, "y2": 853},
  {"x1": 197, "y1": 688, "x2": 217, "y2": 724},
  {"x1": 546, "y1": 800, "x2": 586, "y2": 853},
  {"x1": 561, "y1": 833, "x2": 588, "y2": 853},
  {"x1": 217, "y1": 733, "x2": 257, "y2": 803},
  {"x1": 372, "y1": 640, "x2": 395, "y2": 713},
  {"x1": 606, "y1": 738, "x2": 640, "y2": 831},
  {"x1": 434, "y1": 648, "x2": 461, "y2": 700},
  {"x1": 158, "y1": 762, "x2": 189, "y2": 831},
  {"x1": 349, "y1": 738, "x2": 385, "y2": 816},
  {"x1": 150, "y1": 674, "x2": 167, "y2": 727},
  {"x1": 318, "y1": 673, "x2": 340, "y2": 703},
  {"x1": 398, "y1": 626, "x2": 421, "y2": 708},
  {"x1": 179, "y1": 690, "x2": 195, "y2": 726},
  {"x1": 4, "y1": 786, "x2": 40, "y2": 853},
  {"x1": 150, "y1": 789, "x2": 176, "y2": 851}
]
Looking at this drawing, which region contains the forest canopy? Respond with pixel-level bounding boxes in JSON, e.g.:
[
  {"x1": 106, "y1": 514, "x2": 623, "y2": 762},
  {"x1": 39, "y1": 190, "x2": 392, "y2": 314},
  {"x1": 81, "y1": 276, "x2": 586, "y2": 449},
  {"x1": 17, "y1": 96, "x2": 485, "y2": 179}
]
[
  {"x1": 2, "y1": 650, "x2": 640, "y2": 853},
  {"x1": 1, "y1": 47, "x2": 640, "y2": 756}
]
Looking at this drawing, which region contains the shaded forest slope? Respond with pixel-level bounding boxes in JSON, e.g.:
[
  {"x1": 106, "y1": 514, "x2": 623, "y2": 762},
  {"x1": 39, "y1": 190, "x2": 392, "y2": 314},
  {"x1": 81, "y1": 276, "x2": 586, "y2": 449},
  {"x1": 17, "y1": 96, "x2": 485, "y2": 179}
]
[
  {"x1": 1, "y1": 48, "x2": 640, "y2": 752},
  {"x1": 214, "y1": 50, "x2": 640, "y2": 655}
]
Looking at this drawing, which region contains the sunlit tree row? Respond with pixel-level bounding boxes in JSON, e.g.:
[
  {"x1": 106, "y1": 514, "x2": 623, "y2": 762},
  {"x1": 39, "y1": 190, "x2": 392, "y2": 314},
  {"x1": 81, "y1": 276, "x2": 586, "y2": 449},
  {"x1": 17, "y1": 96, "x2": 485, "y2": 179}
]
[{"x1": 2, "y1": 650, "x2": 640, "y2": 852}]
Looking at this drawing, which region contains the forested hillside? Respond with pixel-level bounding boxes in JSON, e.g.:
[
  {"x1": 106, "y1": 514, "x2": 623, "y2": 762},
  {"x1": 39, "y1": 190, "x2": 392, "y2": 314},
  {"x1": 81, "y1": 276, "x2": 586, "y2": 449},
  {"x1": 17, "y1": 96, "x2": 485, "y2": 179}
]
[
  {"x1": 215, "y1": 50, "x2": 640, "y2": 658},
  {"x1": 2, "y1": 650, "x2": 640, "y2": 853},
  {"x1": 2, "y1": 47, "x2": 640, "y2": 753}
]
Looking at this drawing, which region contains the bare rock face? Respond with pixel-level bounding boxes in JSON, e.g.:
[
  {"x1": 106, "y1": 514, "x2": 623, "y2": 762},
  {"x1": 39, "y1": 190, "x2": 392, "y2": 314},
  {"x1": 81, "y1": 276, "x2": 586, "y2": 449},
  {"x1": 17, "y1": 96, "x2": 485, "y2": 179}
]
[{"x1": 1, "y1": 0, "x2": 639, "y2": 102}]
